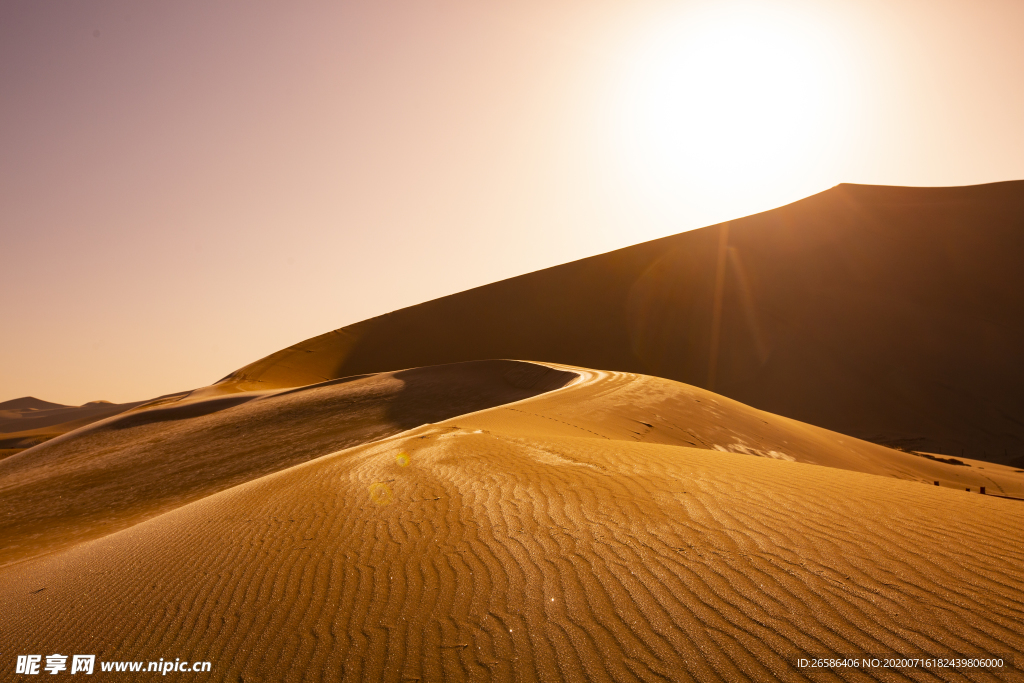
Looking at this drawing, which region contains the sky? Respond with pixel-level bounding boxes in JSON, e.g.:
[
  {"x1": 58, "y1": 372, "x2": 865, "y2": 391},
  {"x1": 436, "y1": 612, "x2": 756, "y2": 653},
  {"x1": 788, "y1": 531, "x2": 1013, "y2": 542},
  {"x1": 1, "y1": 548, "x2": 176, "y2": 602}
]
[{"x1": 2, "y1": 0, "x2": 1023, "y2": 405}]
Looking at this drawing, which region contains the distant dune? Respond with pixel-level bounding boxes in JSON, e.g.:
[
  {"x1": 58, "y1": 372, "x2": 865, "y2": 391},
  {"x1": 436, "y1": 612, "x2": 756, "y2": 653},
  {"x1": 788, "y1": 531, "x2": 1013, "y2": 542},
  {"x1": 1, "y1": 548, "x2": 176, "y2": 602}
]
[
  {"x1": 1, "y1": 362, "x2": 1021, "y2": 680},
  {"x1": 221, "y1": 181, "x2": 1024, "y2": 465},
  {"x1": 0, "y1": 396, "x2": 141, "y2": 458}
]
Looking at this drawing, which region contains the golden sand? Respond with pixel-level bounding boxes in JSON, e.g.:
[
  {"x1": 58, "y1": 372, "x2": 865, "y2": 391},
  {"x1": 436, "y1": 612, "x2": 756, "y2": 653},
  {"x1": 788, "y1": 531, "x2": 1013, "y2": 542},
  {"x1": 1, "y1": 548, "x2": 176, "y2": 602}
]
[{"x1": 2, "y1": 362, "x2": 1020, "y2": 681}]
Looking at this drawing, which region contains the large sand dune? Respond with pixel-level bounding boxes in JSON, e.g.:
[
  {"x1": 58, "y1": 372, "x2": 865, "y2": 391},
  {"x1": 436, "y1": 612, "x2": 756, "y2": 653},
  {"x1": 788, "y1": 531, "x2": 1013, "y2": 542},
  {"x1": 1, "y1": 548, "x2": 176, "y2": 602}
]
[
  {"x1": 2, "y1": 362, "x2": 1021, "y2": 681},
  {"x1": 220, "y1": 181, "x2": 1024, "y2": 465}
]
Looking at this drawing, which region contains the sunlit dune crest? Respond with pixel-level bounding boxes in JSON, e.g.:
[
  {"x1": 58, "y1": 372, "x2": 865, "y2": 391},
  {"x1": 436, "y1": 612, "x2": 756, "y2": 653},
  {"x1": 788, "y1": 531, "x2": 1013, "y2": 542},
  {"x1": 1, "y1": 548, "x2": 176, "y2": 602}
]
[{"x1": 223, "y1": 181, "x2": 1024, "y2": 466}]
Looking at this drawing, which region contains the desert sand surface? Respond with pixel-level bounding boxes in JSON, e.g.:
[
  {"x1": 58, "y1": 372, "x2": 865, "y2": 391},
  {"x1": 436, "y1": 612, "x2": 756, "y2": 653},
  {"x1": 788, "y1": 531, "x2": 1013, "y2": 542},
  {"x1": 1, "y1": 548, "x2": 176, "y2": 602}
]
[
  {"x1": 2, "y1": 361, "x2": 1021, "y2": 681},
  {"x1": 221, "y1": 181, "x2": 1024, "y2": 465}
]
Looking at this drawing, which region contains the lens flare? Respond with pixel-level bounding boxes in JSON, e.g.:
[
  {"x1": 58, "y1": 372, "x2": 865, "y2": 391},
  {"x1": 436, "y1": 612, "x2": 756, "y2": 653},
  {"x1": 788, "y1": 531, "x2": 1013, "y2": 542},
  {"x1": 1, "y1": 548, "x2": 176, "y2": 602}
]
[
  {"x1": 368, "y1": 482, "x2": 394, "y2": 506},
  {"x1": 396, "y1": 452, "x2": 411, "y2": 467}
]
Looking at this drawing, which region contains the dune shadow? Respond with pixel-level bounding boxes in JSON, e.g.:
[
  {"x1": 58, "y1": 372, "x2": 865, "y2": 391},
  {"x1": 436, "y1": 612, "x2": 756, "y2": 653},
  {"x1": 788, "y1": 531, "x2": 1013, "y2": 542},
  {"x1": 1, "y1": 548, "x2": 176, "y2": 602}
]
[
  {"x1": 101, "y1": 395, "x2": 261, "y2": 430},
  {"x1": 383, "y1": 360, "x2": 577, "y2": 431}
]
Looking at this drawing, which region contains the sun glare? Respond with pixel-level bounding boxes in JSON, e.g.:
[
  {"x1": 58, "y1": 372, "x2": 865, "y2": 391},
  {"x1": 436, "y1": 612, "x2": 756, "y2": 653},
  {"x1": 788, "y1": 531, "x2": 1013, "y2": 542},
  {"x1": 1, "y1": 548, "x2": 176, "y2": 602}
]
[{"x1": 602, "y1": 2, "x2": 857, "y2": 226}]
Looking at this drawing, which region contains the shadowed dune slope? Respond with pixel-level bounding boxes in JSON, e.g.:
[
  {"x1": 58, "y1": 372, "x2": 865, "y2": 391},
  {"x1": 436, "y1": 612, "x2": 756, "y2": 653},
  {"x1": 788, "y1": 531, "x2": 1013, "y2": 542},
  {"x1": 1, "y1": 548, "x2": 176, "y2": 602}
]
[
  {"x1": 222, "y1": 181, "x2": 1024, "y2": 464},
  {"x1": 0, "y1": 360, "x2": 576, "y2": 568},
  {"x1": 1, "y1": 364, "x2": 1021, "y2": 682}
]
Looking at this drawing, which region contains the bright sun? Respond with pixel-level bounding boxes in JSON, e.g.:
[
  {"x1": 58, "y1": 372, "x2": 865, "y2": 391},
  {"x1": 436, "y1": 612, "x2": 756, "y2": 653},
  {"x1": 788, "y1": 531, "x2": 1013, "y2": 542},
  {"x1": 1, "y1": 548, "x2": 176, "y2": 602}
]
[{"x1": 603, "y1": 2, "x2": 856, "y2": 225}]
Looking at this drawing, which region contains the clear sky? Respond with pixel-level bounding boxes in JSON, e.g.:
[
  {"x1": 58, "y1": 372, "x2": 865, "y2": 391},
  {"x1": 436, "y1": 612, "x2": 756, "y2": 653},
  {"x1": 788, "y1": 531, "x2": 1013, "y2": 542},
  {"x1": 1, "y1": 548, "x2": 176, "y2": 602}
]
[{"x1": 3, "y1": 0, "x2": 1023, "y2": 405}]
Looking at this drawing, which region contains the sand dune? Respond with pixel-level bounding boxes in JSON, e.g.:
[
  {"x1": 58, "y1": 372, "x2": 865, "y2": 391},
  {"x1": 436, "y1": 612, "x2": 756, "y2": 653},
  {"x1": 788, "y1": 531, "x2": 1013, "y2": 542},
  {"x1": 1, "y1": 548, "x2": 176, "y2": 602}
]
[
  {"x1": 221, "y1": 181, "x2": 1024, "y2": 465},
  {"x1": 0, "y1": 397, "x2": 132, "y2": 433},
  {"x1": 0, "y1": 360, "x2": 575, "y2": 569},
  {"x1": 2, "y1": 362, "x2": 1021, "y2": 681}
]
